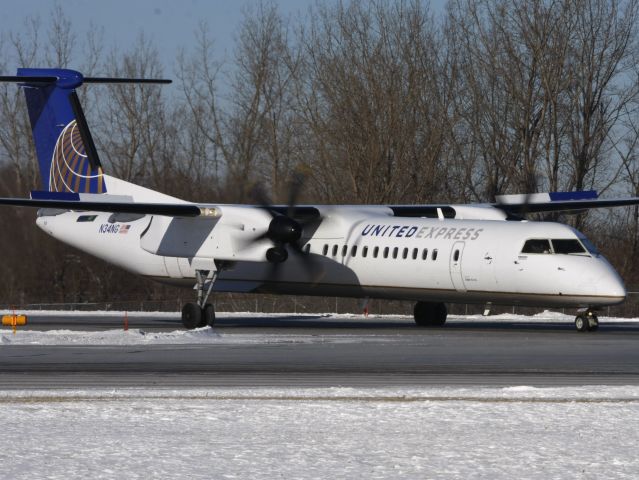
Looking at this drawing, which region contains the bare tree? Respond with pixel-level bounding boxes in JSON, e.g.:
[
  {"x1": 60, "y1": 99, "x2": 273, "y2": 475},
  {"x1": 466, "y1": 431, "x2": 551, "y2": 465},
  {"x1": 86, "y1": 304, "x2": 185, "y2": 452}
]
[
  {"x1": 565, "y1": 0, "x2": 639, "y2": 196},
  {"x1": 96, "y1": 35, "x2": 171, "y2": 188},
  {"x1": 295, "y1": 0, "x2": 447, "y2": 204}
]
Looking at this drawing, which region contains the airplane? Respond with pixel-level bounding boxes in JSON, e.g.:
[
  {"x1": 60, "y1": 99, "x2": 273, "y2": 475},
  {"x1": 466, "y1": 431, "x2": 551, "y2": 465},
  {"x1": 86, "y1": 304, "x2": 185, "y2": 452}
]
[{"x1": 0, "y1": 67, "x2": 637, "y2": 332}]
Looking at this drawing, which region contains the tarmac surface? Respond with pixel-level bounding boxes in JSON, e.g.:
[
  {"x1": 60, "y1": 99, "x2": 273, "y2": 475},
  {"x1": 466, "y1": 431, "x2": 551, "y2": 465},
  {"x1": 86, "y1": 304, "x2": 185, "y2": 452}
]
[{"x1": 1, "y1": 313, "x2": 639, "y2": 388}]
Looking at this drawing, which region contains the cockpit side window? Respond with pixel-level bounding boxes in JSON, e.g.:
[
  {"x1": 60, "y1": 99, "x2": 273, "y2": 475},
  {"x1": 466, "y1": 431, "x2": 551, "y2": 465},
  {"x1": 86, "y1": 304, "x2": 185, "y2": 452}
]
[
  {"x1": 551, "y1": 239, "x2": 587, "y2": 255},
  {"x1": 521, "y1": 239, "x2": 551, "y2": 254}
]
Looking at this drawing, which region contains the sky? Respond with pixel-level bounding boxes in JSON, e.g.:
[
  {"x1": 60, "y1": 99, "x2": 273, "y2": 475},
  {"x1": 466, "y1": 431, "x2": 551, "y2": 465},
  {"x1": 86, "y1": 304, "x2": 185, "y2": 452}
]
[
  {"x1": 0, "y1": 0, "x2": 311, "y2": 74},
  {"x1": 0, "y1": 0, "x2": 447, "y2": 78}
]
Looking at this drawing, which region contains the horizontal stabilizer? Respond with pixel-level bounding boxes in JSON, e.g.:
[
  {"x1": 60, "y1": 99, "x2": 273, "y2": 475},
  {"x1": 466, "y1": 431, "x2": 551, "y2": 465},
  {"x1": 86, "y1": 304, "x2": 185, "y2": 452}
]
[{"x1": 0, "y1": 75, "x2": 171, "y2": 85}]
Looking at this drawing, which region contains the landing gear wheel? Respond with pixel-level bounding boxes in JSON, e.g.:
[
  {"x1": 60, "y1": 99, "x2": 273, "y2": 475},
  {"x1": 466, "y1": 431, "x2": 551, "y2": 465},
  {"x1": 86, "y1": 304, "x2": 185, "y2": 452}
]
[
  {"x1": 575, "y1": 315, "x2": 588, "y2": 332},
  {"x1": 182, "y1": 302, "x2": 202, "y2": 330},
  {"x1": 575, "y1": 313, "x2": 599, "y2": 332},
  {"x1": 202, "y1": 303, "x2": 216, "y2": 327},
  {"x1": 414, "y1": 302, "x2": 447, "y2": 327}
]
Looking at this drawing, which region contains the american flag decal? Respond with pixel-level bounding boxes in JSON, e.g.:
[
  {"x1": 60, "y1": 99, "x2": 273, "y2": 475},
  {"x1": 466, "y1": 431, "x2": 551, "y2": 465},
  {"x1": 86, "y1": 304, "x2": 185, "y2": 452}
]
[{"x1": 119, "y1": 225, "x2": 131, "y2": 234}]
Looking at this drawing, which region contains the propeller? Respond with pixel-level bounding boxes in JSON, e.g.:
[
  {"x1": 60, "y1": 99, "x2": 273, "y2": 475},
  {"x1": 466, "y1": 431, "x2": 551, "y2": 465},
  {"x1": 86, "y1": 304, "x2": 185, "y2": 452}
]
[
  {"x1": 494, "y1": 175, "x2": 539, "y2": 220},
  {"x1": 245, "y1": 175, "x2": 324, "y2": 282}
]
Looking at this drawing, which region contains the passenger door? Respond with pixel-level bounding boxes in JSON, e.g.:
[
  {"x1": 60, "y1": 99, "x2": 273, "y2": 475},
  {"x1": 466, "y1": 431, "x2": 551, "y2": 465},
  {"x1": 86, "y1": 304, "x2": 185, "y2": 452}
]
[{"x1": 449, "y1": 241, "x2": 466, "y2": 291}]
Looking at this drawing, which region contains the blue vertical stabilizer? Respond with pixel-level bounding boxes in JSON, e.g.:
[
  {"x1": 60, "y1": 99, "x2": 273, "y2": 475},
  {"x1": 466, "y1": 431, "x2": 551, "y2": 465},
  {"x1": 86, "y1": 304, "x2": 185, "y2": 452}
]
[{"x1": 17, "y1": 68, "x2": 105, "y2": 193}]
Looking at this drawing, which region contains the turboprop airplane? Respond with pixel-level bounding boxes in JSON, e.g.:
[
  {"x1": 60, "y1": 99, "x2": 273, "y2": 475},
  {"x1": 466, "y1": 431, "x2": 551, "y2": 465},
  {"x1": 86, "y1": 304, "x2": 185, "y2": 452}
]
[{"x1": 0, "y1": 68, "x2": 637, "y2": 332}]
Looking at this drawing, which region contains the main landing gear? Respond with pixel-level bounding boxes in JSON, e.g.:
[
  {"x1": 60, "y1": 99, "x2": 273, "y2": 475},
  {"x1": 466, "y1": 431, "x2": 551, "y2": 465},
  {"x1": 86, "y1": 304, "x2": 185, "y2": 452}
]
[
  {"x1": 181, "y1": 269, "x2": 217, "y2": 329},
  {"x1": 574, "y1": 310, "x2": 599, "y2": 332},
  {"x1": 414, "y1": 301, "x2": 447, "y2": 327}
]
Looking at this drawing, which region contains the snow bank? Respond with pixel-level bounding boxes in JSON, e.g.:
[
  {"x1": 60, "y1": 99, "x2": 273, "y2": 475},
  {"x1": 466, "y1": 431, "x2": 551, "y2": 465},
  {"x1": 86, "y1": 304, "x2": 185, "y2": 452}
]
[
  {"x1": 9, "y1": 308, "x2": 639, "y2": 323},
  {"x1": 0, "y1": 327, "x2": 371, "y2": 346}
]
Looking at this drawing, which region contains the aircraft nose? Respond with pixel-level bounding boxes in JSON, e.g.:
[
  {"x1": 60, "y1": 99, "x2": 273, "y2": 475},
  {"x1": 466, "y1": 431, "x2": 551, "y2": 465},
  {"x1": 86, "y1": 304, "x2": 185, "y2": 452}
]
[{"x1": 598, "y1": 264, "x2": 626, "y2": 301}]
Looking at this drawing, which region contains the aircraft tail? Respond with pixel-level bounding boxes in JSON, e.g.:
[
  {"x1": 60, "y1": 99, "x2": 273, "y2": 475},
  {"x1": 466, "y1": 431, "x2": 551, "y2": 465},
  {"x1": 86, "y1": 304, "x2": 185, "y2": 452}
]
[
  {"x1": 0, "y1": 68, "x2": 171, "y2": 198},
  {"x1": 18, "y1": 68, "x2": 106, "y2": 193}
]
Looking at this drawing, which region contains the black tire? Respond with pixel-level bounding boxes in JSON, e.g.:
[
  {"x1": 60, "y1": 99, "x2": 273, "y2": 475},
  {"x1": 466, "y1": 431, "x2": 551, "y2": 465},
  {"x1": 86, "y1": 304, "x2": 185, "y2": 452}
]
[
  {"x1": 588, "y1": 315, "x2": 599, "y2": 332},
  {"x1": 414, "y1": 301, "x2": 430, "y2": 326},
  {"x1": 575, "y1": 315, "x2": 588, "y2": 332},
  {"x1": 202, "y1": 303, "x2": 216, "y2": 327},
  {"x1": 414, "y1": 302, "x2": 447, "y2": 327},
  {"x1": 433, "y1": 302, "x2": 448, "y2": 326},
  {"x1": 182, "y1": 302, "x2": 202, "y2": 330}
]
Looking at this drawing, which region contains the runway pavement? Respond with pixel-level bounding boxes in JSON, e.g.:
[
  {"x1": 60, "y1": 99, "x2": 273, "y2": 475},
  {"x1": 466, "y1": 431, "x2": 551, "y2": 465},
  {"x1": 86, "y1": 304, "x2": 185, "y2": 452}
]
[{"x1": 1, "y1": 313, "x2": 639, "y2": 388}]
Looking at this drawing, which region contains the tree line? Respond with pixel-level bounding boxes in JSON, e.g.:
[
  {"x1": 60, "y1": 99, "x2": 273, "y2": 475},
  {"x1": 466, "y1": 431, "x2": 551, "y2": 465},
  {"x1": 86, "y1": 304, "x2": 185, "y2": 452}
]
[{"x1": 0, "y1": 0, "x2": 638, "y2": 309}]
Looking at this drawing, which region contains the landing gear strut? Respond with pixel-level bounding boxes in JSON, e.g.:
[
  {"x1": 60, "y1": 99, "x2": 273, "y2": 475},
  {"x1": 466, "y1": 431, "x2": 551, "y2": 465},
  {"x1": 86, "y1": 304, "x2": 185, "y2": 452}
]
[
  {"x1": 414, "y1": 302, "x2": 447, "y2": 327},
  {"x1": 575, "y1": 310, "x2": 599, "y2": 332},
  {"x1": 181, "y1": 269, "x2": 217, "y2": 329}
]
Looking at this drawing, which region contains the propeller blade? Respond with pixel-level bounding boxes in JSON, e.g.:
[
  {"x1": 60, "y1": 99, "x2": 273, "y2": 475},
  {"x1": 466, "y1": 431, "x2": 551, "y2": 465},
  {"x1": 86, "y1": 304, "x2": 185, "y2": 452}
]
[
  {"x1": 264, "y1": 258, "x2": 282, "y2": 285},
  {"x1": 234, "y1": 230, "x2": 271, "y2": 252},
  {"x1": 286, "y1": 173, "x2": 305, "y2": 218},
  {"x1": 290, "y1": 241, "x2": 325, "y2": 285},
  {"x1": 249, "y1": 184, "x2": 277, "y2": 219}
]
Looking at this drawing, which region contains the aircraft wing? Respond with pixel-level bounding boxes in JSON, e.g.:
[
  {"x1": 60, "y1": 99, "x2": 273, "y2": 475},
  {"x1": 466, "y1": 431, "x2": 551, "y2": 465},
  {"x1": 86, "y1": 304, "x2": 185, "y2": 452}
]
[
  {"x1": 491, "y1": 191, "x2": 639, "y2": 215},
  {"x1": 0, "y1": 197, "x2": 204, "y2": 217},
  {"x1": 1, "y1": 190, "x2": 638, "y2": 219},
  {"x1": 0, "y1": 194, "x2": 320, "y2": 219}
]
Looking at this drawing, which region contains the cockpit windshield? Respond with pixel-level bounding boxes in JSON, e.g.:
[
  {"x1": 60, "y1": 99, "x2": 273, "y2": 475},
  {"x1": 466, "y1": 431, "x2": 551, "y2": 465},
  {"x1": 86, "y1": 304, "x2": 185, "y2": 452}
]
[
  {"x1": 521, "y1": 239, "x2": 551, "y2": 254},
  {"x1": 521, "y1": 238, "x2": 590, "y2": 256},
  {"x1": 551, "y1": 239, "x2": 587, "y2": 255}
]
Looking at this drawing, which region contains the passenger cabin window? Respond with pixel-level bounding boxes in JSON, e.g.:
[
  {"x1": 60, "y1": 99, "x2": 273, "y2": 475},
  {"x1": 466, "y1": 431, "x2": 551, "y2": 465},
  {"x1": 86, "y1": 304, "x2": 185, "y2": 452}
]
[
  {"x1": 323, "y1": 244, "x2": 328, "y2": 256},
  {"x1": 432, "y1": 249, "x2": 438, "y2": 261},
  {"x1": 77, "y1": 215, "x2": 97, "y2": 222},
  {"x1": 342, "y1": 245, "x2": 347, "y2": 257},
  {"x1": 383, "y1": 247, "x2": 389, "y2": 259},
  {"x1": 403, "y1": 248, "x2": 408, "y2": 259},
  {"x1": 422, "y1": 248, "x2": 428, "y2": 260},
  {"x1": 392, "y1": 247, "x2": 398, "y2": 259},
  {"x1": 351, "y1": 245, "x2": 358, "y2": 257},
  {"x1": 332, "y1": 245, "x2": 338, "y2": 256},
  {"x1": 362, "y1": 246, "x2": 368, "y2": 258},
  {"x1": 521, "y1": 239, "x2": 551, "y2": 254},
  {"x1": 412, "y1": 248, "x2": 418, "y2": 260},
  {"x1": 453, "y1": 250, "x2": 460, "y2": 261},
  {"x1": 552, "y1": 239, "x2": 587, "y2": 255},
  {"x1": 373, "y1": 247, "x2": 379, "y2": 258}
]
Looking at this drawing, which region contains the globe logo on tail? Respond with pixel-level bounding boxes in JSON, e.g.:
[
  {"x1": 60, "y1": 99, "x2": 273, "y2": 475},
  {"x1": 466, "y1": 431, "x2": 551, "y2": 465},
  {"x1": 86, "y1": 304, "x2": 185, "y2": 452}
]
[{"x1": 50, "y1": 120, "x2": 105, "y2": 193}]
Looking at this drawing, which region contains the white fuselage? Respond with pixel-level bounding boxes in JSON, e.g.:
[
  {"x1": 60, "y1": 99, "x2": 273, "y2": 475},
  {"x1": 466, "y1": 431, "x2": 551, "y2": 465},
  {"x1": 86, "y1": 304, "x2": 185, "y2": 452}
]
[{"x1": 36, "y1": 206, "x2": 626, "y2": 308}]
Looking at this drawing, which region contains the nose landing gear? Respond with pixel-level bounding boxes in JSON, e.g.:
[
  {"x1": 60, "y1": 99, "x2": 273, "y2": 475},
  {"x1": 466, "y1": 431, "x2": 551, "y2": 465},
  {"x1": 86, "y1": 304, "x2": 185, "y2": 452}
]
[
  {"x1": 575, "y1": 310, "x2": 599, "y2": 332},
  {"x1": 181, "y1": 269, "x2": 217, "y2": 329}
]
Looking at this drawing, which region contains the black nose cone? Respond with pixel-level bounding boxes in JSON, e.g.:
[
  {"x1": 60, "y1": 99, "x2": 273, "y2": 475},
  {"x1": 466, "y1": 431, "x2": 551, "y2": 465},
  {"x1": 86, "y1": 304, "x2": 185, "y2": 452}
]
[{"x1": 269, "y1": 215, "x2": 302, "y2": 243}]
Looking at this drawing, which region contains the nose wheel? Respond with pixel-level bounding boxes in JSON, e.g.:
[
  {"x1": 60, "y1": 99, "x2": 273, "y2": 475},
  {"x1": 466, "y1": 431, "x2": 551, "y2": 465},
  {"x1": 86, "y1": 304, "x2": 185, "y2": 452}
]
[
  {"x1": 575, "y1": 311, "x2": 599, "y2": 332},
  {"x1": 181, "y1": 269, "x2": 217, "y2": 329}
]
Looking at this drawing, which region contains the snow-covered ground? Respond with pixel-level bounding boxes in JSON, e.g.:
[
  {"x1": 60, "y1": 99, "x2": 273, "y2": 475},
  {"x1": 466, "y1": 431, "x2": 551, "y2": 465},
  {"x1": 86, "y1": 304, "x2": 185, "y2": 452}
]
[
  {"x1": 0, "y1": 310, "x2": 637, "y2": 346},
  {"x1": 2, "y1": 313, "x2": 638, "y2": 478},
  {"x1": 1, "y1": 386, "x2": 638, "y2": 479}
]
